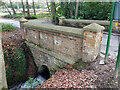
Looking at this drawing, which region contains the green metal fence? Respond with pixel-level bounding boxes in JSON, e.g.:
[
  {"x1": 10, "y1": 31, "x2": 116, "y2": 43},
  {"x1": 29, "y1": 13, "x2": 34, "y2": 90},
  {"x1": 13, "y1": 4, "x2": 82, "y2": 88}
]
[
  {"x1": 105, "y1": 0, "x2": 116, "y2": 63},
  {"x1": 104, "y1": 0, "x2": 120, "y2": 78},
  {"x1": 115, "y1": 41, "x2": 120, "y2": 78}
]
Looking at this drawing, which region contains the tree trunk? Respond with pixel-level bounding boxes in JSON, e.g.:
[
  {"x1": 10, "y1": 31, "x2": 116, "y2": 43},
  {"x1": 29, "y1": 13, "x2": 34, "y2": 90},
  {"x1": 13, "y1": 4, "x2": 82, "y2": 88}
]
[
  {"x1": 26, "y1": 0, "x2": 30, "y2": 18},
  {"x1": 51, "y1": 2, "x2": 57, "y2": 23},
  {"x1": 3, "y1": 2, "x2": 12, "y2": 15},
  {"x1": 9, "y1": 0, "x2": 16, "y2": 14},
  {"x1": 70, "y1": 1, "x2": 73, "y2": 18},
  {"x1": 32, "y1": 0, "x2": 36, "y2": 16},
  {"x1": 21, "y1": 0, "x2": 25, "y2": 16},
  {"x1": 80, "y1": 2, "x2": 82, "y2": 16},
  {"x1": 75, "y1": 1, "x2": 79, "y2": 18},
  {"x1": 66, "y1": 2, "x2": 70, "y2": 18},
  {"x1": 64, "y1": 0, "x2": 70, "y2": 18},
  {"x1": 46, "y1": 0, "x2": 50, "y2": 13},
  {"x1": 61, "y1": 2, "x2": 64, "y2": 15},
  {"x1": 17, "y1": 3, "x2": 19, "y2": 10}
]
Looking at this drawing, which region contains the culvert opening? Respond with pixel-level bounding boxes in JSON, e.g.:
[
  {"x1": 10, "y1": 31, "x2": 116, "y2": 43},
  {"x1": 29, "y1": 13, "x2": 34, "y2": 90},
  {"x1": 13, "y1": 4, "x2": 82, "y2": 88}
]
[{"x1": 39, "y1": 65, "x2": 50, "y2": 80}]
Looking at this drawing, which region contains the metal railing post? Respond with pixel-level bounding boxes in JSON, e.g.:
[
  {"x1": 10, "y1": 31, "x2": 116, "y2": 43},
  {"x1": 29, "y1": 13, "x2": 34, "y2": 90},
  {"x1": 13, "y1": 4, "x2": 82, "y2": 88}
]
[
  {"x1": 105, "y1": 0, "x2": 116, "y2": 63},
  {"x1": 114, "y1": 39, "x2": 120, "y2": 78}
]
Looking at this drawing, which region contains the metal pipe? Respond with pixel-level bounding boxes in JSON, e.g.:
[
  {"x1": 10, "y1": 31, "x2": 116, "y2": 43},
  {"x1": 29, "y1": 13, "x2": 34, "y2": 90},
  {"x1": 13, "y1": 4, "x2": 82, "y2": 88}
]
[
  {"x1": 114, "y1": 41, "x2": 120, "y2": 78},
  {"x1": 105, "y1": 0, "x2": 116, "y2": 63}
]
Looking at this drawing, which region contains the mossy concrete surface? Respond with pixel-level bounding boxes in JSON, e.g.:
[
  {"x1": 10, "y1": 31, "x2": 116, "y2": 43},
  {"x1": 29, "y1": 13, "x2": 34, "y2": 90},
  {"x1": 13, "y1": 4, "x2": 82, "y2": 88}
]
[
  {"x1": 83, "y1": 23, "x2": 105, "y2": 32},
  {"x1": 20, "y1": 18, "x2": 28, "y2": 23},
  {"x1": 23, "y1": 21, "x2": 84, "y2": 38},
  {"x1": 72, "y1": 59, "x2": 90, "y2": 70},
  {"x1": 60, "y1": 18, "x2": 119, "y2": 33},
  {"x1": 25, "y1": 41, "x2": 68, "y2": 75},
  {"x1": 63, "y1": 19, "x2": 110, "y2": 26},
  {"x1": 0, "y1": 26, "x2": 8, "y2": 89},
  {"x1": 21, "y1": 20, "x2": 104, "y2": 75},
  {"x1": 26, "y1": 41, "x2": 75, "y2": 64}
]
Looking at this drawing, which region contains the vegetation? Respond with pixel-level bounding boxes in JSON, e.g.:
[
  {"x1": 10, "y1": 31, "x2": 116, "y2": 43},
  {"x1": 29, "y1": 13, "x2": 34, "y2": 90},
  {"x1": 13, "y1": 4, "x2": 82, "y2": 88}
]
[
  {"x1": 3, "y1": 13, "x2": 24, "y2": 19},
  {"x1": 1, "y1": 23, "x2": 37, "y2": 86},
  {"x1": 9, "y1": 0, "x2": 16, "y2": 14},
  {"x1": 2, "y1": 24, "x2": 16, "y2": 32},
  {"x1": 26, "y1": 0, "x2": 30, "y2": 18},
  {"x1": 32, "y1": 0, "x2": 36, "y2": 16},
  {"x1": 1, "y1": 0, "x2": 112, "y2": 22},
  {"x1": 21, "y1": 0, "x2": 26, "y2": 16},
  {"x1": 2, "y1": 39, "x2": 27, "y2": 86},
  {"x1": 36, "y1": 13, "x2": 51, "y2": 19},
  {"x1": 51, "y1": 2, "x2": 112, "y2": 23},
  {"x1": 25, "y1": 14, "x2": 37, "y2": 19},
  {"x1": 25, "y1": 77, "x2": 42, "y2": 88},
  {"x1": 2, "y1": 24, "x2": 26, "y2": 86},
  {"x1": 1, "y1": 2, "x2": 12, "y2": 15},
  {"x1": 2, "y1": 12, "x2": 51, "y2": 19}
]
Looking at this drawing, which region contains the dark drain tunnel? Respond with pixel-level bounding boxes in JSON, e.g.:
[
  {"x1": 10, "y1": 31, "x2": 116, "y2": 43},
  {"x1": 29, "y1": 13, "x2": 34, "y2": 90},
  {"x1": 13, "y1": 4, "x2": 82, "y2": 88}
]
[{"x1": 39, "y1": 65, "x2": 50, "y2": 80}]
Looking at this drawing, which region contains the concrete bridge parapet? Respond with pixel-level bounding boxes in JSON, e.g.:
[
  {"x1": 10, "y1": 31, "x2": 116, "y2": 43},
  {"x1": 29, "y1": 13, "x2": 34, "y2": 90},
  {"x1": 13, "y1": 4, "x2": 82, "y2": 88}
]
[
  {"x1": 59, "y1": 17, "x2": 119, "y2": 33},
  {"x1": 20, "y1": 19, "x2": 105, "y2": 75},
  {"x1": 0, "y1": 24, "x2": 8, "y2": 89}
]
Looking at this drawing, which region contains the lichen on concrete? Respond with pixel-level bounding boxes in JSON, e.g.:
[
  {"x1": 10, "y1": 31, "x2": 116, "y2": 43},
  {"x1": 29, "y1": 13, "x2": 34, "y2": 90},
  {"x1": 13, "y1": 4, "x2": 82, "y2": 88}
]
[
  {"x1": 63, "y1": 19, "x2": 110, "y2": 27},
  {"x1": 23, "y1": 21, "x2": 84, "y2": 37},
  {"x1": 20, "y1": 18, "x2": 28, "y2": 23},
  {"x1": 0, "y1": 26, "x2": 8, "y2": 89},
  {"x1": 25, "y1": 42, "x2": 68, "y2": 75},
  {"x1": 21, "y1": 20, "x2": 104, "y2": 75},
  {"x1": 25, "y1": 41, "x2": 75, "y2": 64},
  {"x1": 83, "y1": 23, "x2": 105, "y2": 32},
  {"x1": 72, "y1": 59, "x2": 90, "y2": 70}
]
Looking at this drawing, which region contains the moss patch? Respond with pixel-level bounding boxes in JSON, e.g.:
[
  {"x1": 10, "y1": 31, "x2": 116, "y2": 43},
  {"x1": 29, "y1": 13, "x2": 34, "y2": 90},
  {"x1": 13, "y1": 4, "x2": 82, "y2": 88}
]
[
  {"x1": 1, "y1": 87, "x2": 8, "y2": 90},
  {"x1": 65, "y1": 67, "x2": 72, "y2": 70},
  {"x1": 28, "y1": 41, "x2": 52, "y2": 52},
  {"x1": 23, "y1": 21, "x2": 84, "y2": 38},
  {"x1": 72, "y1": 59, "x2": 90, "y2": 70},
  {"x1": 47, "y1": 79, "x2": 52, "y2": 81}
]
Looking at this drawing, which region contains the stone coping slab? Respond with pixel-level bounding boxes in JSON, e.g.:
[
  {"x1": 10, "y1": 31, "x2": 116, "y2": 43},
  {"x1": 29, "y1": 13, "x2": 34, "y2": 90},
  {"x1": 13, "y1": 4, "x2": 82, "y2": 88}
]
[
  {"x1": 64, "y1": 19, "x2": 110, "y2": 26},
  {"x1": 83, "y1": 23, "x2": 105, "y2": 32},
  {"x1": 23, "y1": 21, "x2": 84, "y2": 37}
]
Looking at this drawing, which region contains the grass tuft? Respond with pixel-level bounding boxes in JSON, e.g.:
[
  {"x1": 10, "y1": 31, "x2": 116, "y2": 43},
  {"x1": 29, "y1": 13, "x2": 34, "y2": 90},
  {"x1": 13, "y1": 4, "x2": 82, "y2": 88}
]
[{"x1": 2, "y1": 24, "x2": 16, "y2": 32}]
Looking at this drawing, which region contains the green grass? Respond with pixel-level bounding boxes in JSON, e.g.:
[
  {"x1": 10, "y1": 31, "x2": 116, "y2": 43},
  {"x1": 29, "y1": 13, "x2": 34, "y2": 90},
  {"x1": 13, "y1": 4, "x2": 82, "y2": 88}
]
[
  {"x1": 2, "y1": 23, "x2": 16, "y2": 32},
  {"x1": 25, "y1": 14, "x2": 37, "y2": 19},
  {"x1": 3, "y1": 13, "x2": 24, "y2": 19},
  {"x1": 36, "y1": 13, "x2": 51, "y2": 19},
  {"x1": 2, "y1": 13, "x2": 51, "y2": 19},
  {"x1": 25, "y1": 13, "x2": 51, "y2": 19}
]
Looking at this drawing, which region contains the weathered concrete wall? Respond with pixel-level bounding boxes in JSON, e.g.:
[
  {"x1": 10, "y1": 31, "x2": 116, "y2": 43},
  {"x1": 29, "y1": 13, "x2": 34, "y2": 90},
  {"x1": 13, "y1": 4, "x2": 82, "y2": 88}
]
[
  {"x1": 59, "y1": 18, "x2": 109, "y2": 27},
  {"x1": 0, "y1": 24, "x2": 8, "y2": 89},
  {"x1": 59, "y1": 17, "x2": 119, "y2": 33},
  {"x1": 82, "y1": 23, "x2": 103, "y2": 62},
  {"x1": 21, "y1": 19, "x2": 104, "y2": 75}
]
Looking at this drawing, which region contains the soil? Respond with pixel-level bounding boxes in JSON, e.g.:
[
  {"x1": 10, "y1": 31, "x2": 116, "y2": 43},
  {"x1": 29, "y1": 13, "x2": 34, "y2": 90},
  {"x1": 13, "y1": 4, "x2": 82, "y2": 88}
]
[
  {"x1": 37, "y1": 56, "x2": 119, "y2": 88},
  {"x1": 90, "y1": 56, "x2": 118, "y2": 88}
]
